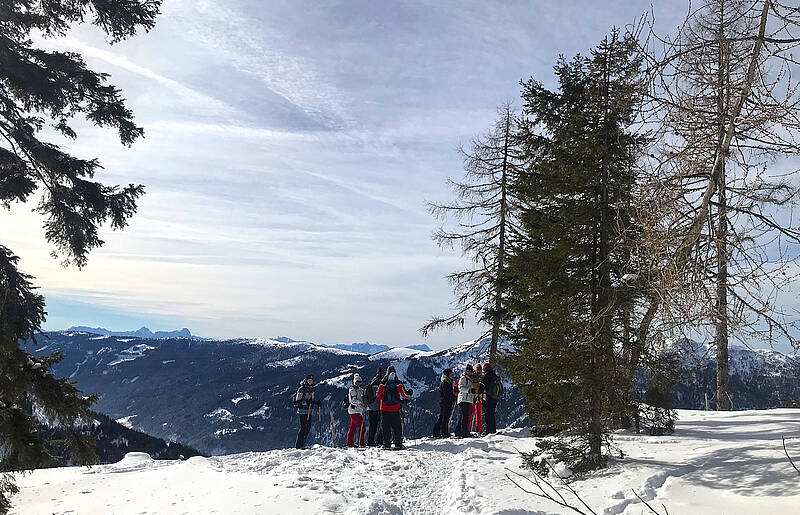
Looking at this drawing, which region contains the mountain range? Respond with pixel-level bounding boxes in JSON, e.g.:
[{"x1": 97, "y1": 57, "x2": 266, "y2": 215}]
[
  {"x1": 271, "y1": 336, "x2": 432, "y2": 355},
  {"x1": 27, "y1": 330, "x2": 521, "y2": 455},
  {"x1": 23, "y1": 331, "x2": 800, "y2": 456},
  {"x1": 67, "y1": 326, "x2": 199, "y2": 339}
]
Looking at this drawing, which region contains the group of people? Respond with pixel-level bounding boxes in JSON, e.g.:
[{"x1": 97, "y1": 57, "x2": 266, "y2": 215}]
[
  {"x1": 344, "y1": 365, "x2": 413, "y2": 449},
  {"x1": 434, "y1": 362, "x2": 503, "y2": 438},
  {"x1": 292, "y1": 362, "x2": 503, "y2": 450}
]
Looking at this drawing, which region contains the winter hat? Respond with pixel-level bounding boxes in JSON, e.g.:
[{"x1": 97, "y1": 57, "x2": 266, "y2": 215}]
[
  {"x1": 443, "y1": 368, "x2": 453, "y2": 377},
  {"x1": 305, "y1": 374, "x2": 314, "y2": 381},
  {"x1": 353, "y1": 373, "x2": 363, "y2": 384},
  {"x1": 483, "y1": 363, "x2": 493, "y2": 370}
]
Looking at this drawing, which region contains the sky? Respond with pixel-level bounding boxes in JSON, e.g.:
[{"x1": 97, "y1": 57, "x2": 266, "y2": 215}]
[{"x1": 3, "y1": 0, "x2": 769, "y2": 350}]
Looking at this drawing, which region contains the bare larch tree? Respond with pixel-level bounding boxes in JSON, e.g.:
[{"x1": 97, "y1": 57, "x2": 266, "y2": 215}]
[
  {"x1": 632, "y1": 0, "x2": 800, "y2": 409},
  {"x1": 422, "y1": 104, "x2": 523, "y2": 362}
]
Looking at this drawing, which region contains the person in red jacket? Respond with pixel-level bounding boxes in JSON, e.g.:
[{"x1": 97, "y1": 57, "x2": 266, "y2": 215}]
[{"x1": 376, "y1": 365, "x2": 412, "y2": 450}]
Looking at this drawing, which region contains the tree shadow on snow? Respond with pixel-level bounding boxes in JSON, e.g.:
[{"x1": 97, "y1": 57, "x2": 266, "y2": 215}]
[{"x1": 617, "y1": 442, "x2": 800, "y2": 498}]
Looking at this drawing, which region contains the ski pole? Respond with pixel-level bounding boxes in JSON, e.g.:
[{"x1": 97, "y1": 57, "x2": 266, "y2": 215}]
[
  {"x1": 410, "y1": 401, "x2": 416, "y2": 446},
  {"x1": 318, "y1": 403, "x2": 321, "y2": 422},
  {"x1": 330, "y1": 409, "x2": 336, "y2": 447}
]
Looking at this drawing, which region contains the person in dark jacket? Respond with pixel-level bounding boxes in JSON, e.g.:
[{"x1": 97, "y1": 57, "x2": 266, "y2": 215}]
[
  {"x1": 365, "y1": 367, "x2": 385, "y2": 446},
  {"x1": 293, "y1": 374, "x2": 319, "y2": 449},
  {"x1": 481, "y1": 363, "x2": 503, "y2": 434},
  {"x1": 433, "y1": 368, "x2": 456, "y2": 438},
  {"x1": 455, "y1": 365, "x2": 475, "y2": 437},
  {"x1": 376, "y1": 365, "x2": 412, "y2": 450}
]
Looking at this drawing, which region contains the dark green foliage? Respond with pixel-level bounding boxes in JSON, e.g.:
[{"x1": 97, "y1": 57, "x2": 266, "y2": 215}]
[
  {"x1": 505, "y1": 30, "x2": 646, "y2": 474},
  {"x1": 0, "y1": 2, "x2": 161, "y2": 512},
  {"x1": 0, "y1": 1, "x2": 160, "y2": 266},
  {"x1": 636, "y1": 355, "x2": 680, "y2": 435},
  {"x1": 0, "y1": 246, "x2": 98, "y2": 506},
  {"x1": 522, "y1": 435, "x2": 614, "y2": 478}
]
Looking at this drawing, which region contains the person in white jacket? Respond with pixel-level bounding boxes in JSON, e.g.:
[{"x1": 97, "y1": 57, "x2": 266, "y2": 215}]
[
  {"x1": 346, "y1": 374, "x2": 367, "y2": 447},
  {"x1": 455, "y1": 365, "x2": 475, "y2": 437}
]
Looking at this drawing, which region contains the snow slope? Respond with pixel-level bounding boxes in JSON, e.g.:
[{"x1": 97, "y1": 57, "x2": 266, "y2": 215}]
[{"x1": 10, "y1": 409, "x2": 800, "y2": 514}]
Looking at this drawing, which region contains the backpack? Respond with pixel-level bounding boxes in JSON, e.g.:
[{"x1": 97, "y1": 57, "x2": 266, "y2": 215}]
[
  {"x1": 293, "y1": 385, "x2": 309, "y2": 408},
  {"x1": 487, "y1": 376, "x2": 504, "y2": 400},
  {"x1": 363, "y1": 384, "x2": 375, "y2": 406},
  {"x1": 341, "y1": 391, "x2": 351, "y2": 411},
  {"x1": 383, "y1": 380, "x2": 400, "y2": 406}
]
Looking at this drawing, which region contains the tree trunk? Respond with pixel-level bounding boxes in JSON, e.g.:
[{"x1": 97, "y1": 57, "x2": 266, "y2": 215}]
[
  {"x1": 715, "y1": 172, "x2": 730, "y2": 410},
  {"x1": 489, "y1": 108, "x2": 511, "y2": 363},
  {"x1": 588, "y1": 41, "x2": 615, "y2": 465},
  {"x1": 715, "y1": 4, "x2": 731, "y2": 411}
]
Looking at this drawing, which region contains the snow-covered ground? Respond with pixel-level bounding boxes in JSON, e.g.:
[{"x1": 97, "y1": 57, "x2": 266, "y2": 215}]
[{"x1": 10, "y1": 409, "x2": 800, "y2": 514}]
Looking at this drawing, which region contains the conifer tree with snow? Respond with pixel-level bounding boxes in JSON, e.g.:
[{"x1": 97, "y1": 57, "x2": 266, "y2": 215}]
[
  {"x1": 0, "y1": 2, "x2": 161, "y2": 512},
  {"x1": 505, "y1": 30, "x2": 646, "y2": 473},
  {"x1": 422, "y1": 104, "x2": 523, "y2": 362}
]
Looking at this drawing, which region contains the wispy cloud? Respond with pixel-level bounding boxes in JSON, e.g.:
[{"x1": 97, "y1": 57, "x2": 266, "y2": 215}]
[
  {"x1": 42, "y1": 35, "x2": 242, "y2": 122},
  {"x1": 165, "y1": 0, "x2": 352, "y2": 129}
]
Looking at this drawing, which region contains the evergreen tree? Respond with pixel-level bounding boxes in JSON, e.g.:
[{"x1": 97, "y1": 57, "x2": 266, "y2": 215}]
[
  {"x1": 0, "y1": 2, "x2": 161, "y2": 512},
  {"x1": 422, "y1": 104, "x2": 523, "y2": 362},
  {"x1": 506, "y1": 30, "x2": 646, "y2": 473}
]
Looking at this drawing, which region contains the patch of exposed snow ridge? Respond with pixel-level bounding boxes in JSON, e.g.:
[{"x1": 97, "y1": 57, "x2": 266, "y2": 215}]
[
  {"x1": 204, "y1": 408, "x2": 234, "y2": 422},
  {"x1": 107, "y1": 344, "x2": 155, "y2": 366},
  {"x1": 115, "y1": 415, "x2": 137, "y2": 429}
]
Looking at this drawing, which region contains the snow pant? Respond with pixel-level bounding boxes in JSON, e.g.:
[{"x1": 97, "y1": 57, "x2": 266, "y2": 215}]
[
  {"x1": 456, "y1": 402, "x2": 472, "y2": 436},
  {"x1": 467, "y1": 403, "x2": 477, "y2": 431},
  {"x1": 472, "y1": 401, "x2": 483, "y2": 433},
  {"x1": 296, "y1": 413, "x2": 312, "y2": 449},
  {"x1": 381, "y1": 410, "x2": 403, "y2": 448},
  {"x1": 347, "y1": 413, "x2": 366, "y2": 446},
  {"x1": 367, "y1": 410, "x2": 383, "y2": 446},
  {"x1": 433, "y1": 401, "x2": 454, "y2": 437},
  {"x1": 483, "y1": 398, "x2": 498, "y2": 434}
]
